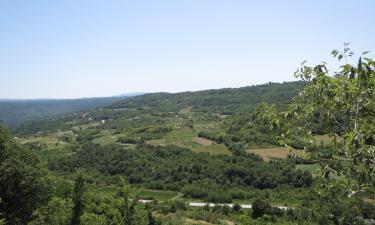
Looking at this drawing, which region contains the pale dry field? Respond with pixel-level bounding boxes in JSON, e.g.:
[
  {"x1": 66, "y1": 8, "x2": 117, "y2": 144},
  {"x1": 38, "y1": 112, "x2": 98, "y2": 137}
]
[{"x1": 246, "y1": 147, "x2": 290, "y2": 161}]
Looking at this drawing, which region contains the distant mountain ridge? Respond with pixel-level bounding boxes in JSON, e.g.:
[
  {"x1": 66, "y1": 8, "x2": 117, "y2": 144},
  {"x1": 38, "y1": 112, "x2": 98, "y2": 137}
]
[
  {"x1": 108, "y1": 81, "x2": 307, "y2": 115},
  {"x1": 0, "y1": 93, "x2": 144, "y2": 127},
  {"x1": 10, "y1": 81, "x2": 307, "y2": 136},
  {"x1": 0, "y1": 92, "x2": 146, "y2": 102},
  {"x1": 116, "y1": 92, "x2": 147, "y2": 97}
]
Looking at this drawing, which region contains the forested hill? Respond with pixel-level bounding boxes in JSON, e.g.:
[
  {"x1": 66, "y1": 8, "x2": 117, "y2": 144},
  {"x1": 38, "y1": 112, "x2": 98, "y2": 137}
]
[
  {"x1": 11, "y1": 81, "x2": 306, "y2": 136},
  {"x1": 0, "y1": 96, "x2": 132, "y2": 127},
  {"x1": 109, "y1": 81, "x2": 307, "y2": 114}
]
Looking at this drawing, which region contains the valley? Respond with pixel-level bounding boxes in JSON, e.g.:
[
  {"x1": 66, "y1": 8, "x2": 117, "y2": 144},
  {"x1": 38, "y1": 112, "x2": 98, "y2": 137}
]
[{"x1": 1, "y1": 78, "x2": 374, "y2": 225}]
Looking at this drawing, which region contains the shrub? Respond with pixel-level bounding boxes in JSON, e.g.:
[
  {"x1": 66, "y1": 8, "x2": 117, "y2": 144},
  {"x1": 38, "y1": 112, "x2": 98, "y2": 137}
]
[{"x1": 251, "y1": 198, "x2": 271, "y2": 219}]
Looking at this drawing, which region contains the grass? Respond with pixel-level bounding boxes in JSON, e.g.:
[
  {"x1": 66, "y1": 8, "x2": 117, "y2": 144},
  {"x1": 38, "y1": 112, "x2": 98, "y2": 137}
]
[
  {"x1": 19, "y1": 135, "x2": 60, "y2": 145},
  {"x1": 296, "y1": 164, "x2": 320, "y2": 173},
  {"x1": 192, "y1": 144, "x2": 231, "y2": 155},
  {"x1": 92, "y1": 133, "x2": 119, "y2": 145},
  {"x1": 87, "y1": 184, "x2": 178, "y2": 201},
  {"x1": 87, "y1": 184, "x2": 119, "y2": 197},
  {"x1": 246, "y1": 147, "x2": 290, "y2": 161},
  {"x1": 192, "y1": 137, "x2": 215, "y2": 146},
  {"x1": 139, "y1": 189, "x2": 179, "y2": 201},
  {"x1": 165, "y1": 128, "x2": 198, "y2": 148},
  {"x1": 246, "y1": 144, "x2": 278, "y2": 149},
  {"x1": 146, "y1": 139, "x2": 165, "y2": 145},
  {"x1": 314, "y1": 135, "x2": 333, "y2": 146},
  {"x1": 166, "y1": 128, "x2": 196, "y2": 138}
]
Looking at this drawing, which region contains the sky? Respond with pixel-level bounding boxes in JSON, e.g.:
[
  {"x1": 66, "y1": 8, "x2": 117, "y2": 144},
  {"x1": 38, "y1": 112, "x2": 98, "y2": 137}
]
[{"x1": 0, "y1": 0, "x2": 374, "y2": 99}]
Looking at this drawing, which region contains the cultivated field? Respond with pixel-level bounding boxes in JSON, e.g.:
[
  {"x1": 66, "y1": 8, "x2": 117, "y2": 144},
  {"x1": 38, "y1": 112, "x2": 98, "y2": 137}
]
[
  {"x1": 246, "y1": 147, "x2": 290, "y2": 161},
  {"x1": 314, "y1": 135, "x2": 334, "y2": 146},
  {"x1": 192, "y1": 137, "x2": 215, "y2": 146},
  {"x1": 193, "y1": 144, "x2": 231, "y2": 155},
  {"x1": 296, "y1": 164, "x2": 320, "y2": 173}
]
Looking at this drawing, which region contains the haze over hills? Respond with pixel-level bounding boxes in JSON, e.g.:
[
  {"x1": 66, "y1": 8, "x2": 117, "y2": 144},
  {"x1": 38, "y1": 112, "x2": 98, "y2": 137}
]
[{"x1": 0, "y1": 93, "x2": 145, "y2": 127}]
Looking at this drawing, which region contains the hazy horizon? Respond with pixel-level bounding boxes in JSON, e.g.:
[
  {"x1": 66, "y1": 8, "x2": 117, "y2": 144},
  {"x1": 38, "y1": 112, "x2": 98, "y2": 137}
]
[
  {"x1": 0, "y1": 81, "x2": 293, "y2": 100},
  {"x1": 1, "y1": 0, "x2": 374, "y2": 99}
]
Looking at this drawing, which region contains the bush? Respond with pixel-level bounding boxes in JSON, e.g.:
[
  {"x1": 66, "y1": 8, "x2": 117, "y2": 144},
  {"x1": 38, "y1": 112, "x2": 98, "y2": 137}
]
[
  {"x1": 251, "y1": 198, "x2": 271, "y2": 219},
  {"x1": 205, "y1": 191, "x2": 232, "y2": 203},
  {"x1": 168, "y1": 200, "x2": 187, "y2": 213},
  {"x1": 269, "y1": 207, "x2": 284, "y2": 217},
  {"x1": 233, "y1": 203, "x2": 242, "y2": 213},
  {"x1": 181, "y1": 185, "x2": 208, "y2": 199}
]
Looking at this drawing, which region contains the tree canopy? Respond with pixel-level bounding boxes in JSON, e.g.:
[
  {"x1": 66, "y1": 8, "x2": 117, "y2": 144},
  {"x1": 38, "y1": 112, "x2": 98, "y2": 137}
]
[
  {"x1": 258, "y1": 44, "x2": 375, "y2": 195},
  {"x1": 0, "y1": 127, "x2": 53, "y2": 224}
]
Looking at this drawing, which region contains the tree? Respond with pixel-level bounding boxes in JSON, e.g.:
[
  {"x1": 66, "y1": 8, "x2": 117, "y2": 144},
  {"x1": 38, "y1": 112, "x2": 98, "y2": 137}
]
[
  {"x1": 80, "y1": 213, "x2": 107, "y2": 225},
  {"x1": 257, "y1": 44, "x2": 374, "y2": 194},
  {"x1": 29, "y1": 197, "x2": 71, "y2": 225},
  {"x1": 70, "y1": 171, "x2": 87, "y2": 225},
  {"x1": 116, "y1": 178, "x2": 139, "y2": 225},
  {"x1": 0, "y1": 126, "x2": 52, "y2": 225},
  {"x1": 0, "y1": 199, "x2": 5, "y2": 225},
  {"x1": 251, "y1": 198, "x2": 271, "y2": 219},
  {"x1": 233, "y1": 203, "x2": 242, "y2": 213},
  {"x1": 147, "y1": 209, "x2": 160, "y2": 225}
]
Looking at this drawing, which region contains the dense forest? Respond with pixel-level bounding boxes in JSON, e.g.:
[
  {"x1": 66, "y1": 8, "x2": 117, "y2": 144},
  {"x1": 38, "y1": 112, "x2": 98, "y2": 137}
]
[{"x1": 52, "y1": 144, "x2": 312, "y2": 191}]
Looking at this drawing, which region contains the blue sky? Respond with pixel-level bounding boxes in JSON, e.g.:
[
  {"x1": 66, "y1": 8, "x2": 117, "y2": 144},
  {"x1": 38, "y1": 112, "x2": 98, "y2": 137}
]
[{"x1": 0, "y1": 0, "x2": 374, "y2": 99}]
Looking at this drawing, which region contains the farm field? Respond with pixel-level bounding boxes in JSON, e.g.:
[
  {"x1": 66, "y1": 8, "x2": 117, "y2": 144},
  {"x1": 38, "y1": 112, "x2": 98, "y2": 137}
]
[
  {"x1": 192, "y1": 143, "x2": 231, "y2": 155},
  {"x1": 296, "y1": 164, "x2": 320, "y2": 173},
  {"x1": 192, "y1": 137, "x2": 215, "y2": 146},
  {"x1": 246, "y1": 147, "x2": 290, "y2": 161},
  {"x1": 87, "y1": 184, "x2": 179, "y2": 201},
  {"x1": 314, "y1": 135, "x2": 334, "y2": 146},
  {"x1": 164, "y1": 128, "x2": 198, "y2": 147},
  {"x1": 18, "y1": 135, "x2": 60, "y2": 145}
]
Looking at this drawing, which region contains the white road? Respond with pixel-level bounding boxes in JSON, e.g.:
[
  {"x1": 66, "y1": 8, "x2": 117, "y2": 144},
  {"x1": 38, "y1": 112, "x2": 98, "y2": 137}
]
[
  {"x1": 138, "y1": 199, "x2": 290, "y2": 210},
  {"x1": 188, "y1": 202, "x2": 290, "y2": 210}
]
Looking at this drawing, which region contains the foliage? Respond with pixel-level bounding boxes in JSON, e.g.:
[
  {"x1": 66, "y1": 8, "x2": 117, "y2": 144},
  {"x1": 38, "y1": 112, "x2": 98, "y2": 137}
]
[
  {"x1": 117, "y1": 178, "x2": 139, "y2": 225},
  {"x1": 0, "y1": 199, "x2": 4, "y2": 225},
  {"x1": 53, "y1": 144, "x2": 312, "y2": 193},
  {"x1": 251, "y1": 198, "x2": 271, "y2": 219},
  {"x1": 70, "y1": 170, "x2": 87, "y2": 225},
  {"x1": 28, "y1": 198, "x2": 71, "y2": 225},
  {"x1": 257, "y1": 45, "x2": 375, "y2": 194},
  {"x1": 146, "y1": 209, "x2": 161, "y2": 225},
  {"x1": 0, "y1": 126, "x2": 53, "y2": 225}
]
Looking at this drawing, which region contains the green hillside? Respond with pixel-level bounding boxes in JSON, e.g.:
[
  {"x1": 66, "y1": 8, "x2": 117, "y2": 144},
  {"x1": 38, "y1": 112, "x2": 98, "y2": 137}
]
[
  {"x1": 109, "y1": 81, "x2": 306, "y2": 114},
  {"x1": 0, "y1": 96, "x2": 132, "y2": 127},
  {"x1": 12, "y1": 81, "x2": 306, "y2": 137}
]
